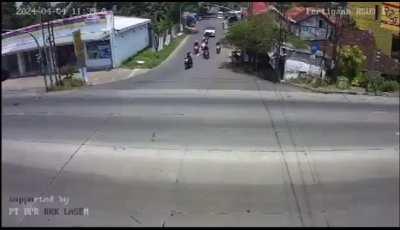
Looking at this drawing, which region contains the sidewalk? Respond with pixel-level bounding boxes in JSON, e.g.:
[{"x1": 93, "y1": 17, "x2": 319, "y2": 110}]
[
  {"x1": 1, "y1": 76, "x2": 47, "y2": 94},
  {"x1": 1, "y1": 68, "x2": 149, "y2": 95},
  {"x1": 85, "y1": 68, "x2": 149, "y2": 86}
]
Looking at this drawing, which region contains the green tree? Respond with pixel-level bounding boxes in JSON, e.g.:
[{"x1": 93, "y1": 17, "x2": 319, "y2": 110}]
[
  {"x1": 338, "y1": 45, "x2": 367, "y2": 82},
  {"x1": 2, "y1": 2, "x2": 19, "y2": 30},
  {"x1": 226, "y1": 14, "x2": 279, "y2": 56},
  {"x1": 4, "y1": 2, "x2": 200, "y2": 37}
]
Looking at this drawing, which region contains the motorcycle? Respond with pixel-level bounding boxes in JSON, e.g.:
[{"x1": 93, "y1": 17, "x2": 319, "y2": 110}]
[
  {"x1": 201, "y1": 42, "x2": 206, "y2": 51},
  {"x1": 194, "y1": 45, "x2": 199, "y2": 55},
  {"x1": 184, "y1": 57, "x2": 193, "y2": 69},
  {"x1": 203, "y1": 50, "x2": 210, "y2": 59},
  {"x1": 216, "y1": 45, "x2": 221, "y2": 54}
]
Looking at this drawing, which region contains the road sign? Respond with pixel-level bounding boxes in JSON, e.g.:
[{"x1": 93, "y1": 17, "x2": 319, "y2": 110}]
[
  {"x1": 311, "y1": 42, "x2": 321, "y2": 54},
  {"x1": 381, "y1": 2, "x2": 400, "y2": 34}
]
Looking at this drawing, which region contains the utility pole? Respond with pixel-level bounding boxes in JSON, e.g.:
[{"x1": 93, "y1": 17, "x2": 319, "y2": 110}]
[
  {"x1": 47, "y1": 20, "x2": 57, "y2": 86},
  {"x1": 331, "y1": 3, "x2": 341, "y2": 82},
  {"x1": 276, "y1": 3, "x2": 285, "y2": 82},
  {"x1": 40, "y1": 14, "x2": 54, "y2": 89},
  {"x1": 49, "y1": 21, "x2": 62, "y2": 86},
  {"x1": 180, "y1": 4, "x2": 183, "y2": 32}
]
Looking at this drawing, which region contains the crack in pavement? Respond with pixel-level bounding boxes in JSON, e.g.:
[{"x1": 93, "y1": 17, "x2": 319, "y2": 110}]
[
  {"x1": 47, "y1": 114, "x2": 113, "y2": 186},
  {"x1": 14, "y1": 114, "x2": 114, "y2": 225},
  {"x1": 253, "y1": 79, "x2": 305, "y2": 227},
  {"x1": 129, "y1": 215, "x2": 142, "y2": 225},
  {"x1": 274, "y1": 88, "x2": 332, "y2": 227},
  {"x1": 275, "y1": 89, "x2": 314, "y2": 226}
]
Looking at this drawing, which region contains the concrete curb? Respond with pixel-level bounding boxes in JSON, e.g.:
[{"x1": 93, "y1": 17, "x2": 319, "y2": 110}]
[
  {"x1": 287, "y1": 82, "x2": 364, "y2": 95},
  {"x1": 287, "y1": 82, "x2": 399, "y2": 97},
  {"x1": 111, "y1": 34, "x2": 190, "y2": 82}
]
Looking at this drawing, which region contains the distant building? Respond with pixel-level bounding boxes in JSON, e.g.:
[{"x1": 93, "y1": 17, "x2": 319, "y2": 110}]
[
  {"x1": 2, "y1": 11, "x2": 151, "y2": 77},
  {"x1": 247, "y1": 2, "x2": 272, "y2": 16},
  {"x1": 285, "y1": 7, "x2": 336, "y2": 41}
]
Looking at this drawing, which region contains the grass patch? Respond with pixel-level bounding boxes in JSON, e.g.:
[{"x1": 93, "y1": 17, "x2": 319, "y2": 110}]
[
  {"x1": 48, "y1": 77, "x2": 85, "y2": 91},
  {"x1": 122, "y1": 35, "x2": 186, "y2": 69}
]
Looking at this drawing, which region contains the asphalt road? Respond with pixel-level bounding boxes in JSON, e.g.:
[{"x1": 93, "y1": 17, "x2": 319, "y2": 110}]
[
  {"x1": 92, "y1": 18, "x2": 300, "y2": 91},
  {"x1": 2, "y1": 18, "x2": 399, "y2": 227}
]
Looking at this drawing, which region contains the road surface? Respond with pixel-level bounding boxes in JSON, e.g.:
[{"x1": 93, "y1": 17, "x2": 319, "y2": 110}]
[{"x1": 2, "y1": 18, "x2": 399, "y2": 227}]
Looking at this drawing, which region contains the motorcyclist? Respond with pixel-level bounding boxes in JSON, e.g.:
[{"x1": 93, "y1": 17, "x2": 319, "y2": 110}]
[
  {"x1": 203, "y1": 46, "x2": 210, "y2": 59},
  {"x1": 216, "y1": 42, "x2": 221, "y2": 54},
  {"x1": 184, "y1": 52, "x2": 193, "y2": 68},
  {"x1": 194, "y1": 41, "x2": 200, "y2": 54},
  {"x1": 201, "y1": 40, "x2": 207, "y2": 51}
]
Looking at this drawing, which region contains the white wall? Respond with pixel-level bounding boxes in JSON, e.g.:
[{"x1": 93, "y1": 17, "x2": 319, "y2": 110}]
[
  {"x1": 112, "y1": 23, "x2": 150, "y2": 67},
  {"x1": 293, "y1": 15, "x2": 334, "y2": 41},
  {"x1": 284, "y1": 59, "x2": 326, "y2": 80}
]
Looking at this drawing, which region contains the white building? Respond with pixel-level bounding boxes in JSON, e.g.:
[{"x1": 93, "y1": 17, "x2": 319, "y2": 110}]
[
  {"x1": 285, "y1": 7, "x2": 335, "y2": 41},
  {"x1": 1, "y1": 11, "x2": 151, "y2": 77}
]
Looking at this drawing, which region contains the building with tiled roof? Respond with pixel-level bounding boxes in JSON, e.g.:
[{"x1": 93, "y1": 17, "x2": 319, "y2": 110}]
[{"x1": 285, "y1": 6, "x2": 335, "y2": 41}]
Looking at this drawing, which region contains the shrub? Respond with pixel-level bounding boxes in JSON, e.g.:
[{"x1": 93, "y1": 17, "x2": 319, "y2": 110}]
[
  {"x1": 320, "y1": 79, "x2": 329, "y2": 87},
  {"x1": 311, "y1": 78, "x2": 322, "y2": 88},
  {"x1": 382, "y1": 73, "x2": 400, "y2": 83},
  {"x1": 367, "y1": 75, "x2": 385, "y2": 95},
  {"x1": 351, "y1": 73, "x2": 368, "y2": 88},
  {"x1": 336, "y1": 76, "x2": 350, "y2": 89},
  {"x1": 59, "y1": 65, "x2": 78, "y2": 79},
  {"x1": 338, "y1": 45, "x2": 367, "y2": 82},
  {"x1": 379, "y1": 80, "x2": 399, "y2": 92},
  {"x1": 62, "y1": 77, "x2": 84, "y2": 87}
]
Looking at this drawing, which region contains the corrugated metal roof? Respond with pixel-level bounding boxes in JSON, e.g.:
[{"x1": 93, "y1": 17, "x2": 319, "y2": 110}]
[
  {"x1": 1, "y1": 13, "x2": 150, "y2": 55},
  {"x1": 2, "y1": 31, "x2": 109, "y2": 55},
  {"x1": 114, "y1": 16, "x2": 150, "y2": 31}
]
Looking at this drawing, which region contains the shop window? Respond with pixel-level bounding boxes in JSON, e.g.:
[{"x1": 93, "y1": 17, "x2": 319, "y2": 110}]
[{"x1": 86, "y1": 40, "x2": 111, "y2": 59}]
